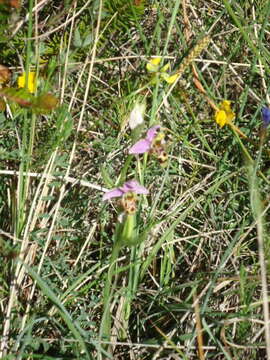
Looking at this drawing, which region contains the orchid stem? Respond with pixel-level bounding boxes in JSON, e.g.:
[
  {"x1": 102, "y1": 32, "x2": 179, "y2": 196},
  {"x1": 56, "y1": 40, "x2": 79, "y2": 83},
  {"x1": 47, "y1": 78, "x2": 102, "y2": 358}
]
[{"x1": 99, "y1": 239, "x2": 122, "y2": 356}]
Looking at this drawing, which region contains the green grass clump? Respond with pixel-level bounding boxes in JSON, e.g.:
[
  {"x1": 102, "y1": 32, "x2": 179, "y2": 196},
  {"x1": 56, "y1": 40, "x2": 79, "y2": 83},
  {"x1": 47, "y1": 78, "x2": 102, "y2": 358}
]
[{"x1": 1, "y1": 0, "x2": 270, "y2": 359}]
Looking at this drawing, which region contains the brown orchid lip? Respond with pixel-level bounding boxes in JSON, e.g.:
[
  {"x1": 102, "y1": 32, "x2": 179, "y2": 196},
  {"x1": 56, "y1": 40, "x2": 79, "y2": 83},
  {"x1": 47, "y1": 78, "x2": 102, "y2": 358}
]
[{"x1": 121, "y1": 192, "x2": 137, "y2": 214}]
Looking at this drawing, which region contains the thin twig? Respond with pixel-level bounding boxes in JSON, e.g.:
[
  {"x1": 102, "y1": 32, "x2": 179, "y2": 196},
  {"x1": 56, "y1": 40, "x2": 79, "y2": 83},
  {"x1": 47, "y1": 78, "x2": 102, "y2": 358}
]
[
  {"x1": 0, "y1": 170, "x2": 107, "y2": 192},
  {"x1": 193, "y1": 290, "x2": 205, "y2": 360}
]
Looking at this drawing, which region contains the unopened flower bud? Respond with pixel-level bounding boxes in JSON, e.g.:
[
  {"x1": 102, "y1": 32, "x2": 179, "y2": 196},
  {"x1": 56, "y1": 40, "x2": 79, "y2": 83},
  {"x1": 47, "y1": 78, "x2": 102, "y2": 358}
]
[{"x1": 129, "y1": 102, "x2": 145, "y2": 130}]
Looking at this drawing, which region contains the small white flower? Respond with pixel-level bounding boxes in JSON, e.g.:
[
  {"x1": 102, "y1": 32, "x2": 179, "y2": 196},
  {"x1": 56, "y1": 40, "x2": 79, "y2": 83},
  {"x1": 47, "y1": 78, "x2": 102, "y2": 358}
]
[{"x1": 129, "y1": 102, "x2": 146, "y2": 130}]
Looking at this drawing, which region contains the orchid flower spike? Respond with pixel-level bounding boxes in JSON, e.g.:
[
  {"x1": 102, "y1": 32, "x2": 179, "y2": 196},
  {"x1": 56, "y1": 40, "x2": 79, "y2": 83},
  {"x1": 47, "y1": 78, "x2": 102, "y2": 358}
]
[
  {"x1": 102, "y1": 180, "x2": 148, "y2": 214},
  {"x1": 129, "y1": 125, "x2": 168, "y2": 166}
]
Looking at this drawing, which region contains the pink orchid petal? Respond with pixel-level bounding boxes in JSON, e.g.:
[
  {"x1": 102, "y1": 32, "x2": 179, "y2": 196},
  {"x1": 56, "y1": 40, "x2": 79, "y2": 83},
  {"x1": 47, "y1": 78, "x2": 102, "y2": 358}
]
[
  {"x1": 121, "y1": 180, "x2": 148, "y2": 195},
  {"x1": 132, "y1": 183, "x2": 149, "y2": 195},
  {"x1": 102, "y1": 188, "x2": 123, "y2": 201},
  {"x1": 146, "y1": 125, "x2": 161, "y2": 142},
  {"x1": 128, "y1": 139, "x2": 151, "y2": 154}
]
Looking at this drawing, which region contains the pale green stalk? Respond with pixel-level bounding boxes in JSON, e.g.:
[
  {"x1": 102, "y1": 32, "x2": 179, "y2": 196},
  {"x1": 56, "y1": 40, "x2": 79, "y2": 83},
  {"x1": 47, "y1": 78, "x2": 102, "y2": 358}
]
[
  {"x1": 17, "y1": 0, "x2": 34, "y2": 235},
  {"x1": 248, "y1": 146, "x2": 270, "y2": 358},
  {"x1": 99, "y1": 239, "x2": 123, "y2": 358}
]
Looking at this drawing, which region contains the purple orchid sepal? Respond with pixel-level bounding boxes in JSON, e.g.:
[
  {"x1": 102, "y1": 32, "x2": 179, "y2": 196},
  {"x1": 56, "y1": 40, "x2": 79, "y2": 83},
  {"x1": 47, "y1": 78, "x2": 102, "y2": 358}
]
[
  {"x1": 121, "y1": 180, "x2": 148, "y2": 194},
  {"x1": 102, "y1": 180, "x2": 148, "y2": 201},
  {"x1": 128, "y1": 139, "x2": 151, "y2": 154},
  {"x1": 102, "y1": 188, "x2": 123, "y2": 200},
  {"x1": 146, "y1": 125, "x2": 161, "y2": 141},
  {"x1": 129, "y1": 125, "x2": 161, "y2": 154}
]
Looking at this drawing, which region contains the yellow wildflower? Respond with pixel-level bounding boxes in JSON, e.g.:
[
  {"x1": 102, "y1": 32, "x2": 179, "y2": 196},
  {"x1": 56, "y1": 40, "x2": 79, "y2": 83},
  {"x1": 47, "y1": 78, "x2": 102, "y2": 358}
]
[
  {"x1": 146, "y1": 57, "x2": 161, "y2": 72},
  {"x1": 161, "y1": 72, "x2": 179, "y2": 84},
  {"x1": 146, "y1": 57, "x2": 178, "y2": 84},
  {"x1": 17, "y1": 72, "x2": 37, "y2": 93},
  {"x1": 215, "y1": 100, "x2": 235, "y2": 128}
]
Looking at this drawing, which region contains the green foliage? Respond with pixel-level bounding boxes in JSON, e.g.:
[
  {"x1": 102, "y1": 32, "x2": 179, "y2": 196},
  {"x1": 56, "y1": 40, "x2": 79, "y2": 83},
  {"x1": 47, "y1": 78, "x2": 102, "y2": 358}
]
[
  {"x1": 73, "y1": 27, "x2": 93, "y2": 49},
  {"x1": 0, "y1": 3, "x2": 18, "y2": 44},
  {"x1": 94, "y1": 0, "x2": 146, "y2": 53},
  {"x1": 1, "y1": 0, "x2": 270, "y2": 359},
  {"x1": 34, "y1": 105, "x2": 73, "y2": 166},
  {"x1": 103, "y1": 0, "x2": 146, "y2": 31}
]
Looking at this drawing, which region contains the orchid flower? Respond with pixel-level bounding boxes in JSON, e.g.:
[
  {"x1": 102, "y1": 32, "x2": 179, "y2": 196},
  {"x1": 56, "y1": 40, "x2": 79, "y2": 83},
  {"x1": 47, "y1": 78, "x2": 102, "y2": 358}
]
[
  {"x1": 146, "y1": 57, "x2": 178, "y2": 84},
  {"x1": 215, "y1": 100, "x2": 235, "y2": 128},
  {"x1": 129, "y1": 125, "x2": 161, "y2": 154},
  {"x1": 103, "y1": 180, "x2": 148, "y2": 214},
  {"x1": 262, "y1": 107, "x2": 270, "y2": 128},
  {"x1": 103, "y1": 180, "x2": 148, "y2": 200},
  {"x1": 129, "y1": 125, "x2": 168, "y2": 166}
]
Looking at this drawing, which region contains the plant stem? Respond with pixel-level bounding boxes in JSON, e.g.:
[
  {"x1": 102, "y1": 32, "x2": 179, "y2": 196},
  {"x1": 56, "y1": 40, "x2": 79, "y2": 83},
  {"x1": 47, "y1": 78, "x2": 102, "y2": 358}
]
[{"x1": 99, "y1": 240, "x2": 122, "y2": 356}]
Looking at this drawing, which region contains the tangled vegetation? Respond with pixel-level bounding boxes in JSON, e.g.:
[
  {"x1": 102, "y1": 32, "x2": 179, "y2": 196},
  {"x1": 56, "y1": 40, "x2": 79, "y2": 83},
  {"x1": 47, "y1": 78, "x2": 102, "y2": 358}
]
[{"x1": 0, "y1": 0, "x2": 270, "y2": 359}]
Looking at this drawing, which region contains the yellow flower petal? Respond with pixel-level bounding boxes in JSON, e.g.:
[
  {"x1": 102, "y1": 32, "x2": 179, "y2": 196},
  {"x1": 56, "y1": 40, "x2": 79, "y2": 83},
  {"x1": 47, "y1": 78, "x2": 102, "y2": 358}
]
[
  {"x1": 150, "y1": 57, "x2": 161, "y2": 66},
  {"x1": 17, "y1": 75, "x2": 25, "y2": 89},
  {"x1": 215, "y1": 100, "x2": 235, "y2": 127},
  {"x1": 160, "y1": 72, "x2": 178, "y2": 84},
  {"x1": 164, "y1": 73, "x2": 178, "y2": 84},
  {"x1": 220, "y1": 100, "x2": 231, "y2": 112},
  {"x1": 146, "y1": 57, "x2": 161, "y2": 72},
  {"x1": 215, "y1": 110, "x2": 227, "y2": 128},
  {"x1": 17, "y1": 72, "x2": 37, "y2": 93}
]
